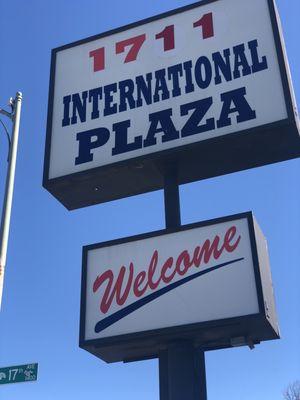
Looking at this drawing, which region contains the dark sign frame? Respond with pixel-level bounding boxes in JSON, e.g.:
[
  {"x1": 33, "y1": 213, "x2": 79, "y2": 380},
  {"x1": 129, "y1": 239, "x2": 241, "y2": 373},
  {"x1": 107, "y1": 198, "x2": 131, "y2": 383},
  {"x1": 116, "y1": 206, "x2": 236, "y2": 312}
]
[
  {"x1": 79, "y1": 212, "x2": 279, "y2": 363},
  {"x1": 43, "y1": 0, "x2": 300, "y2": 210}
]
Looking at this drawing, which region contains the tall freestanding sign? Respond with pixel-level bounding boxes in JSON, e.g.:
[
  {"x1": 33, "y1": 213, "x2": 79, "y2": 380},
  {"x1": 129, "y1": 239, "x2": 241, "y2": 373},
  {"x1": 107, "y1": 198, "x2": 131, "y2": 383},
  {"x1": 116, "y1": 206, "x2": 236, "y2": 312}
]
[
  {"x1": 44, "y1": 0, "x2": 299, "y2": 210},
  {"x1": 44, "y1": 0, "x2": 299, "y2": 399}
]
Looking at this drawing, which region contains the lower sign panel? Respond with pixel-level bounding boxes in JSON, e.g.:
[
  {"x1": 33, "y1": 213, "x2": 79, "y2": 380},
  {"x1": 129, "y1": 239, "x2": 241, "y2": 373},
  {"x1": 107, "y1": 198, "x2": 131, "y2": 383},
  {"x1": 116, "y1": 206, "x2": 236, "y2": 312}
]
[{"x1": 79, "y1": 212, "x2": 279, "y2": 363}]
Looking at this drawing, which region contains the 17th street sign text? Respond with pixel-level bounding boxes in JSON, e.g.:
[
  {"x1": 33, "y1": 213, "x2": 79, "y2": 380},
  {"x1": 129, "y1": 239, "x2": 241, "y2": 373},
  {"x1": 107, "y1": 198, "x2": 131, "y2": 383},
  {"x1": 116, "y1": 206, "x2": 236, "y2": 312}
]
[{"x1": 0, "y1": 363, "x2": 38, "y2": 385}]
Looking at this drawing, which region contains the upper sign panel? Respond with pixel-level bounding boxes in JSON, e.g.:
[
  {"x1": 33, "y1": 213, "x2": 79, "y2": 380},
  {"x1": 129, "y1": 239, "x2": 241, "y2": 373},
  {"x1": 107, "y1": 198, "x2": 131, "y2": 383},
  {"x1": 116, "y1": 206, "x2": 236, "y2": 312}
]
[{"x1": 44, "y1": 0, "x2": 300, "y2": 209}]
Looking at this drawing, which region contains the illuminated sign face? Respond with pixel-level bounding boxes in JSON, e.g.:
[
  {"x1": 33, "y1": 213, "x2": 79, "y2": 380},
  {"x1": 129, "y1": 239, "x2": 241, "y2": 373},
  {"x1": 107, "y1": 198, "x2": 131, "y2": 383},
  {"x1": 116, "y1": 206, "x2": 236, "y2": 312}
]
[
  {"x1": 80, "y1": 213, "x2": 279, "y2": 363},
  {"x1": 44, "y1": 0, "x2": 299, "y2": 209}
]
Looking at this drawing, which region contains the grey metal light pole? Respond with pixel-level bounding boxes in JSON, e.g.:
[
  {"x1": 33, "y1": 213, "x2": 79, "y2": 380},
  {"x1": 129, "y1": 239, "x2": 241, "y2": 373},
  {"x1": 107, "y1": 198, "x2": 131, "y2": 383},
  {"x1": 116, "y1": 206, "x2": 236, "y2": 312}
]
[{"x1": 0, "y1": 92, "x2": 22, "y2": 309}]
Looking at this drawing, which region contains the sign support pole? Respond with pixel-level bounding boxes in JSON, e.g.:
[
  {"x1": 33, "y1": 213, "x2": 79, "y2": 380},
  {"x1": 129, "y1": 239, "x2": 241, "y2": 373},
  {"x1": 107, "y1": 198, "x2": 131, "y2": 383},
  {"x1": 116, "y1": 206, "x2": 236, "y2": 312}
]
[
  {"x1": 159, "y1": 163, "x2": 207, "y2": 400},
  {"x1": 163, "y1": 163, "x2": 181, "y2": 229}
]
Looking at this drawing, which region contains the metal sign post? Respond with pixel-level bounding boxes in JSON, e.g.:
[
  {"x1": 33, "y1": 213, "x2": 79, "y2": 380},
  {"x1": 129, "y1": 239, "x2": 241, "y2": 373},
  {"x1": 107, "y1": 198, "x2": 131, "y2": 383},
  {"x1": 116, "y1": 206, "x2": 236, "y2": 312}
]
[
  {"x1": 160, "y1": 164, "x2": 207, "y2": 400},
  {"x1": 0, "y1": 92, "x2": 22, "y2": 309},
  {"x1": 159, "y1": 344, "x2": 207, "y2": 400}
]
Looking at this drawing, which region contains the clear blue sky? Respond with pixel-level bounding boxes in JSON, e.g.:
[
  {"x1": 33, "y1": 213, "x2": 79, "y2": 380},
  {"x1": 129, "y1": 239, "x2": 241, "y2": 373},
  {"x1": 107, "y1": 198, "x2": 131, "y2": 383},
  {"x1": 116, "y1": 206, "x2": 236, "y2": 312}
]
[{"x1": 0, "y1": 0, "x2": 299, "y2": 399}]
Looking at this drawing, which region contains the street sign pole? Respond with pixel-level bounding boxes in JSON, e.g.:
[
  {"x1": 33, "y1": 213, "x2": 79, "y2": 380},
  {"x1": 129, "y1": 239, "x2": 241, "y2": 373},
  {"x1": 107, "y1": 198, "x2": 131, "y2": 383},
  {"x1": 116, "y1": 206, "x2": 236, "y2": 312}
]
[
  {"x1": 159, "y1": 164, "x2": 207, "y2": 400},
  {"x1": 0, "y1": 92, "x2": 22, "y2": 309}
]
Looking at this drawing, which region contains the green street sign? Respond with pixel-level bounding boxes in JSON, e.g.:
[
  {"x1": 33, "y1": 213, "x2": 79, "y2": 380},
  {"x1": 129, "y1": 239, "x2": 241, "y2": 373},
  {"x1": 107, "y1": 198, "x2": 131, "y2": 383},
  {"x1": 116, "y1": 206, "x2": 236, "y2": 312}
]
[{"x1": 0, "y1": 363, "x2": 38, "y2": 385}]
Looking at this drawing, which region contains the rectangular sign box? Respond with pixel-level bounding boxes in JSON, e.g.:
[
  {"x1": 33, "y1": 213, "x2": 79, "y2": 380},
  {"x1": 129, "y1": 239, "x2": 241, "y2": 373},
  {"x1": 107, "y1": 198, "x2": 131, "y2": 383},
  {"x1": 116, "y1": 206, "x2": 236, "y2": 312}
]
[
  {"x1": 0, "y1": 363, "x2": 38, "y2": 385},
  {"x1": 80, "y1": 212, "x2": 279, "y2": 363},
  {"x1": 44, "y1": 0, "x2": 300, "y2": 210}
]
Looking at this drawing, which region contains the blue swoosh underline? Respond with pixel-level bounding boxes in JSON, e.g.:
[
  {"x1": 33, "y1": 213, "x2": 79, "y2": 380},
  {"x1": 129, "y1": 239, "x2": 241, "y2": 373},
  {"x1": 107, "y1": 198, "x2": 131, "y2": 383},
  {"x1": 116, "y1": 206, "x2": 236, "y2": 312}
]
[{"x1": 94, "y1": 257, "x2": 244, "y2": 333}]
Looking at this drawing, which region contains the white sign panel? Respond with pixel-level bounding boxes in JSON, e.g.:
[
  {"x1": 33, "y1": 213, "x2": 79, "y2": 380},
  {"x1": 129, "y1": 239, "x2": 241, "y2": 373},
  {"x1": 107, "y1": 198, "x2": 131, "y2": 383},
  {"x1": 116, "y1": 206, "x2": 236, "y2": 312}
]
[
  {"x1": 80, "y1": 213, "x2": 279, "y2": 362},
  {"x1": 44, "y1": 0, "x2": 299, "y2": 209},
  {"x1": 49, "y1": 0, "x2": 287, "y2": 177}
]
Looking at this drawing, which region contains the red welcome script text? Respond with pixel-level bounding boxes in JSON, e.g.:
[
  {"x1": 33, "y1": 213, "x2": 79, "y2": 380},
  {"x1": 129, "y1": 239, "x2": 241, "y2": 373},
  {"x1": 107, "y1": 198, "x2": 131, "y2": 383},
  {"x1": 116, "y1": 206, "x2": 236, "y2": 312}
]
[{"x1": 93, "y1": 226, "x2": 241, "y2": 314}]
